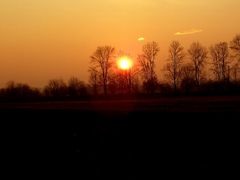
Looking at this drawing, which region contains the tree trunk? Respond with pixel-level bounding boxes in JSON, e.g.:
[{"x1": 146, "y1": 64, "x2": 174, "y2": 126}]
[{"x1": 103, "y1": 80, "x2": 107, "y2": 96}]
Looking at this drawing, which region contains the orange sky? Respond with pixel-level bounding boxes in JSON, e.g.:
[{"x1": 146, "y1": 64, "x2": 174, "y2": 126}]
[{"x1": 0, "y1": 0, "x2": 240, "y2": 88}]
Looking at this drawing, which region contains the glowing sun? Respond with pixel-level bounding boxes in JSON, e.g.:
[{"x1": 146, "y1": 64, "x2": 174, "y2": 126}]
[{"x1": 117, "y1": 57, "x2": 133, "y2": 70}]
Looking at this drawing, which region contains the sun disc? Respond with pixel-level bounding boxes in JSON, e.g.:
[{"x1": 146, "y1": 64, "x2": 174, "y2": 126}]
[{"x1": 117, "y1": 57, "x2": 133, "y2": 70}]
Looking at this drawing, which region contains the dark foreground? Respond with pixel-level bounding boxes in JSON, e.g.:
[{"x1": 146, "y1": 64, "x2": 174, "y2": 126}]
[{"x1": 1, "y1": 96, "x2": 239, "y2": 177}]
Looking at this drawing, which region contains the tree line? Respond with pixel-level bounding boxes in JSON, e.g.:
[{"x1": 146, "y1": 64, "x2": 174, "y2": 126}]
[
  {"x1": 88, "y1": 34, "x2": 240, "y2": 96},
  {"x1": 0, "y1": 78, "x2": 89, "y2": 101},
  {"x1": 0, "y1": 34, "x2": 240, "y2": 101}
]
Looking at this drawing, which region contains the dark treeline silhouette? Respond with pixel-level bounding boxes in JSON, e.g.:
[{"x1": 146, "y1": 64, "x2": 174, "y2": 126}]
[
  {"x1": 43, "y1": 77, "x2": 88, "y2": 100},
  {"x1": 87, "y1": 34, "x2": 240, "y2": 97},
  {"x1": 0, "y1": 77, "x2": 90, "y2": 102},
  {"x1": 0, "y1": 81, "x2": 41, "y2": 102},
  {"x1": 1, "y1": 35, "x2": 240, "y2": 102}
]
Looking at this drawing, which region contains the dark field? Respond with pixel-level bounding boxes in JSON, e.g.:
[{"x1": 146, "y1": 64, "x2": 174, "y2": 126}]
[
  {"x1": 1, "y1": 96, "x2": 240, "y2": 112},
  {"x1": 1, "y1": 96, "x2": 239, "y2": 176}
]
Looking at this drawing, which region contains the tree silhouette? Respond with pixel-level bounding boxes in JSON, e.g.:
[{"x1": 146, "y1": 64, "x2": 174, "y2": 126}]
[
  {"x1": 4, "y1": 81, "x2": 40, "y2": 100},
  {"x1": 115, "y1": 66, "x2": 140, "y2": 95},
  {"x1": 88, "y1": 67, "x2": 99, "y2": 96},
  {"x1": 107, "y1": 54, "x2": 139, "y2": 95},
  {"x1": 180, "y1": 64, "x2": 195, "y2": 94},
  {"x1": 138, "y1": 41, "x2": 160, "y2": 94},
  {"x1": 188, "y1": 42, "x2": 208, "y2": 86},
  {"x1": 90, "y1": 46, "x2": 115, "y2": 96},
  {"x1": 210, "y1": 42, "x2": 230, "y2": 81},
  {"x1": 229, "y1": 63, "x2": 239, "y2": 81},
  {"x1": 230, "y1": 34, "x2": 240, "y2": 63},
  {"x1": 44, "y1": 79, "x2": 67, "y2": 98},
  {"x1": 180, "y1": 64, "x2": 195, "y2": 81},
  {"x1": 230, "y1": 35, "x2": 240, "y2": 81},
  {"x1": 165, "y1": 41, "x2": 185, "y2": 93},
  {"x1": 68, "y1": 77, "x2": 87, "y2": 98}
]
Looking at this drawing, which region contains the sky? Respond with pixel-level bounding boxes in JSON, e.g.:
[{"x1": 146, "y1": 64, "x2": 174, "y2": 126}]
[{"x1": 0, "y1": 0, "x2": 240, "y2": 88}]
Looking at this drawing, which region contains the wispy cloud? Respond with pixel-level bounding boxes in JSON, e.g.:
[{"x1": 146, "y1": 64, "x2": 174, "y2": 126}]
[
  {"x1": 174, "y1": 29, "x2": 203, "y2": 36},
  {"x1": 138, "y1": 37, "x2": 145, "y2": 41}
]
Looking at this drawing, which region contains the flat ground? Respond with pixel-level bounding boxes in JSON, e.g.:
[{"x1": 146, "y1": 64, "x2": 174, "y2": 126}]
[
  {"x1": 1, "y1": 96, "x2": 239, "y2": 175},
  {"x1": 1, "y1": 95, "x2": 240, "y2": 112}
]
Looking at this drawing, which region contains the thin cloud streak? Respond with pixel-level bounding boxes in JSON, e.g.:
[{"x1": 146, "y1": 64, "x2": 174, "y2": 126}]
[
  {"x1": 138, "y1": 37, "x2": 145, "y2": 41},
  {"x1": 174, "y1": 29, "x2": 203, "y2": 36}
]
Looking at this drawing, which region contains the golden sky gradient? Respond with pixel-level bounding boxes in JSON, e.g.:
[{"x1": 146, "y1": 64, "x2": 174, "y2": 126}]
[{"x1": 0, "y1": 0, "x2": 240, "y2": 87}]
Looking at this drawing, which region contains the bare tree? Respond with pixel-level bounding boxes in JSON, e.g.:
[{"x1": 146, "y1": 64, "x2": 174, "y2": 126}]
[
  {"x1": 68, "y1": 77, "x2": 87, "y2": 98},
  {"x1": 111, "y1": 61, "x2": 140, "y2": 95},
  {"x1": 210, "y1": 42, "x2": 230, "y2": 81},
  {"x1": 188, "y1": 42, "x2": 208, "y2": 85},
  {"x1": 138, "y1": 41, "x2": 160, "y2": 93},
  {"x1": 230, "y1": 35, "x2": 240, "y2": 81},
  {"x1": 90, "y1": 46, "x2": 115, "y2": 96},
  {"x1": 164, "y1": 41, "x2": 185, "y2": 93},
  {"x1": 230, "y1": 63, "x2": 240, "y2": 81},
  {"x1": 88, "y1": 67, "x2": 99, "y2": 96},
  {"x1": 180, "y1": 64, "x2": 195, "y2": 81},
  {"x1": 230, "y1": 34, "x2": 240, "y2": 63},
  {"x1": 180, "y1": 64, "x2": 195, "y2": 94},
  {"x1": 122, "y1": 66, "x2": 140, "y2": 95},
  {"x1": 44, "y1": 79, "x2": 67, "y2": 97}
]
